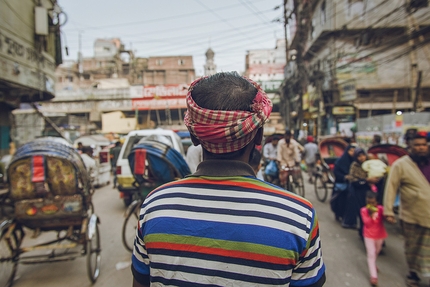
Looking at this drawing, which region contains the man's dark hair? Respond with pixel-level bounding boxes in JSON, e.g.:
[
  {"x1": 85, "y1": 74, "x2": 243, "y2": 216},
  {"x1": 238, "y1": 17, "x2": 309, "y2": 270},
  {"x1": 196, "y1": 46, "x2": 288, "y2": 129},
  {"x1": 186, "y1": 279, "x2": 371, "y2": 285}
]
[
  {"x1": 81, "y1": 146, "x2": 93, "y2": 155},
  {"x1": 191, "y1": 72, "x2": 257, "y2": 112},
  {"x1": 366, "y1": 190, "x2": 377, "y2": 200},
  {"x1": 285, "y1": 129, "x2": 292, "y2": 136},
  {"x1": 373, "y1": 134, "x2": 381, "y2": 145},
  {"x1": 191, "y1": 72, "x2": 258, "y2": 158},
  {"x1": 115, "y1": 141, "x2": 121, "y2": 147},
  {"x1": 249, "y1": 148, "x2": 262, "y2": 170},
  {"x1": 404, "y1": 128, "x2": 418, "y2": 141}
]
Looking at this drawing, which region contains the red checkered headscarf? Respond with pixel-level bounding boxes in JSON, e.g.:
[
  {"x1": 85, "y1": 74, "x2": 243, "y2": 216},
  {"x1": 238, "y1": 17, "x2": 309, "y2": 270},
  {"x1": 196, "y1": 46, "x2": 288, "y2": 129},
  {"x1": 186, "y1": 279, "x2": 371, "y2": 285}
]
[{"x1": 184, "y1": 76, "x2": 272, "y2": 154}]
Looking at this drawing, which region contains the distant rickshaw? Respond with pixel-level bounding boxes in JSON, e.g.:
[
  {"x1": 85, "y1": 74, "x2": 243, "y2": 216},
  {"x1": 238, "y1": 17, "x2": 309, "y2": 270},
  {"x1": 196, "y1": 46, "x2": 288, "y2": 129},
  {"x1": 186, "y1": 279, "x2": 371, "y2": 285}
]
[{"x1": 314, "y1": 137, "x2": 349, "y2": 202}]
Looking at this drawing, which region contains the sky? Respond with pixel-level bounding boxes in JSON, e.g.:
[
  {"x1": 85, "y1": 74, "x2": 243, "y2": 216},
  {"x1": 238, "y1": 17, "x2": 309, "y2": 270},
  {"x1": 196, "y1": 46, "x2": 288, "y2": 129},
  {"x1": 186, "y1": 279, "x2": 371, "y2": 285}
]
[{"x1": 59, "y1": 0, "x2": 285, "y2": 76}]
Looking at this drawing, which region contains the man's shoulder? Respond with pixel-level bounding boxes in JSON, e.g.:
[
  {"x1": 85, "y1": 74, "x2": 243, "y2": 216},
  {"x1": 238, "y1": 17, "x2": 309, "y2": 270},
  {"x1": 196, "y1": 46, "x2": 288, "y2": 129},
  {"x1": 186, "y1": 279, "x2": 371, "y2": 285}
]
[{"x1": 392, "y1": 155, "x2": 410, "y2": 166}]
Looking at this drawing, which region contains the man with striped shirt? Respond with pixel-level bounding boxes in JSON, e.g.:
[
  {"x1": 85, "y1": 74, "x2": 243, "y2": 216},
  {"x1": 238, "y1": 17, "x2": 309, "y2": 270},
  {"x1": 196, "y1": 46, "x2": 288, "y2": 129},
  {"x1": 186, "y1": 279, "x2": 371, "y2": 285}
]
[{"x1": 132, "y1": 72, "x2": 326, "y2": 287}]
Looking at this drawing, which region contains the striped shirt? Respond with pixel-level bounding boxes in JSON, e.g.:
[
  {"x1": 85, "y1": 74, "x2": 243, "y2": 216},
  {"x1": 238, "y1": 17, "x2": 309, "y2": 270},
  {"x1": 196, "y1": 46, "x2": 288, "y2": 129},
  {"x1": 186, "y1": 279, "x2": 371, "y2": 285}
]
[{"x1": 132, "y1": 160, "x2": 325, "y2": 286}]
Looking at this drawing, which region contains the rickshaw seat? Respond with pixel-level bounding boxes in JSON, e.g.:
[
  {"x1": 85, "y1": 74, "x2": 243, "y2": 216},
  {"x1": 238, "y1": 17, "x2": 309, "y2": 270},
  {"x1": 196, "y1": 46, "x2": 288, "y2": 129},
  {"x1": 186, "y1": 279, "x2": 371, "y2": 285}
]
[
  {"x1": 8, "y1": 155, "x2": 80, "y2": 201},
  {"x1": 6, "y1": 138, "x2": 93, "y2": 231}
]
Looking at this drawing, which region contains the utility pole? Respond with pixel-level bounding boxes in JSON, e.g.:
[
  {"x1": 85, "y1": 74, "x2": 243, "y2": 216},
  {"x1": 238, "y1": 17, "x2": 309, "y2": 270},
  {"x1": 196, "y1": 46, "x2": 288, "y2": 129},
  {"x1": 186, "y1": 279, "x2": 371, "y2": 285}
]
[
  {"x1": 406, "y1": 5, "x2": 418, "y2": 112},
  {"x1": 315, "y1": 74, "x2": 323, "y2": 138},
  {"x1": 78, "y1": 31, "x2": 83, "y2": 81},
  {"x1": 283, "y1": 0, "x2": 291, "y2": 129}
]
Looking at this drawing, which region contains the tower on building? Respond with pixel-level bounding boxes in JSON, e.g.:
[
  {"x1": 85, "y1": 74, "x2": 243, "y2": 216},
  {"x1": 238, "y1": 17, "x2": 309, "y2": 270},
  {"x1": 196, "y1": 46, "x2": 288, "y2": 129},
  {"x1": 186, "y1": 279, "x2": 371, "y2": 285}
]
[{"x1": 204, "y1": 48, "x2": 217, "y2": 76}]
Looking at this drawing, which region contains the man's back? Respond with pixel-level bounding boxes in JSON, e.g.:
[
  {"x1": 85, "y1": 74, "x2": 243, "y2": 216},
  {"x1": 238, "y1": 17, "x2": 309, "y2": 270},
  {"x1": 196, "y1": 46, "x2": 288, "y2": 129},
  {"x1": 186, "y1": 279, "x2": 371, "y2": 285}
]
[
  {"x1": 303, "y1": 142, "x2": 318, "y2": 164},
  {"x1": 133, "y1": 160, "x2": 325, "y2": 286}
]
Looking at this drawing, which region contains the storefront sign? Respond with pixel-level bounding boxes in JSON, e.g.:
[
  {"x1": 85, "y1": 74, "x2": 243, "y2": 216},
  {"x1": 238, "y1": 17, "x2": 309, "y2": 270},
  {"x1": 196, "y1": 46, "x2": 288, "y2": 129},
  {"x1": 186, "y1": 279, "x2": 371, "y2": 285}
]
[
  {"x1": 302, "y1": 93, "x2": 309, "y2": 111},
  {"x1": 130, "y1": 84, "x2": 189, "y2": 99},
  {"x1": 0, "y1": 29, "x2": 56, "y2": 93},
  {"x1": 307, "y1": 85, "x2": 319, "y2": 113},
  {"x1": 132, "y1": 98, "x2": 187, "y2": 110},
  {"x1": 339, "y1": 81, "x2": 356, "y2": 101},
  {"x1": 333, "y1": 106, "x2": 355, "y2": 115},
  {"x1": 256, "y1": 80, "x2": 283, "y2": 93}
]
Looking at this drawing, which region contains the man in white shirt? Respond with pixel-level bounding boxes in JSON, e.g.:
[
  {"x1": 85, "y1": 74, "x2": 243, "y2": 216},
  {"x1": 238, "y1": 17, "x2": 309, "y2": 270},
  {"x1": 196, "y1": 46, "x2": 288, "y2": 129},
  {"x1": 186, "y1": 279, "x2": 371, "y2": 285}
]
[
  {"x1": 303, "y1": 136, "x2": 318, "y2": 183},
  {"x1": 263, "y1": 135, "x2": 279, "y2": 163}
]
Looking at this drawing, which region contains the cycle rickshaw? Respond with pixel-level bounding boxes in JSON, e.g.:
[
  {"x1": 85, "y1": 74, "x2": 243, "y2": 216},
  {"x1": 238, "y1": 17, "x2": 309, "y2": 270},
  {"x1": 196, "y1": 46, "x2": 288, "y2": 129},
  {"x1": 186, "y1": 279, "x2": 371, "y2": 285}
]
[
  {"x1": 313, "y1": 137, "x2": 349, "y2": 202},
  {"x1": 0, "y1": 138, "x2": 101, "y2": 287},
  {"x1": 121, "y1": 138, "x2": 190, "y2": 252}
]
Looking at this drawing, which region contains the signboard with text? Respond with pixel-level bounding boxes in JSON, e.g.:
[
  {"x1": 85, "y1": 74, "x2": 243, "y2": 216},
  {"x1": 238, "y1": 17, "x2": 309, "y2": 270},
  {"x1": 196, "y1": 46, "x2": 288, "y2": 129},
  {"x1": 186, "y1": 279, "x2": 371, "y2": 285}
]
[
  {"x1": 130, "y1": 84, "x2": 189, "y2": 110},
  {"x1": 132, "y1": 98, "x2": 187, "y2": 111},
  {"x1": 339, "y1": 81, "x2": 357, "y2": 102},
  {"x1": 130, "y1": 84, "x2": 188, "y2": 99},
  {"x1": 0, "y1": 28, "x2": 56, "y2": 93},
  {"x1": 333, "y1": 106, "x2": 355, "y2": 115}
]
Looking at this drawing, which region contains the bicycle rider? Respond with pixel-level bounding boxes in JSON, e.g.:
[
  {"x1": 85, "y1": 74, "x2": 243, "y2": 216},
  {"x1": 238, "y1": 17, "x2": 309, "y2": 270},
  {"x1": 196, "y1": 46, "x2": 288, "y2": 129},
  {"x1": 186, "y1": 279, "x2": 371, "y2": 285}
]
[{"x1": 277, "y1": 129, "x2": 302, "y2": 189}]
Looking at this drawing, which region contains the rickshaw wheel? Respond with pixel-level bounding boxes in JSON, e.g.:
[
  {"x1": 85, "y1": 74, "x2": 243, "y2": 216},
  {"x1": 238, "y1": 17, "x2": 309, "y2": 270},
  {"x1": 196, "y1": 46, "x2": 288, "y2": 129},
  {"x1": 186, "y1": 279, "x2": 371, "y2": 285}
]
[
  {"x1": 0, "y1": 229, "x2": 18, "y2": 287},
  {"x1": 122, "y1": 200, "x2": 141, "y2": 253},
  {"x1": 314, "y1": 175, "x2": 328, "y2": 202},
  {"x1": 86, "y1": 224, "x2": 101, "y2": 283}
]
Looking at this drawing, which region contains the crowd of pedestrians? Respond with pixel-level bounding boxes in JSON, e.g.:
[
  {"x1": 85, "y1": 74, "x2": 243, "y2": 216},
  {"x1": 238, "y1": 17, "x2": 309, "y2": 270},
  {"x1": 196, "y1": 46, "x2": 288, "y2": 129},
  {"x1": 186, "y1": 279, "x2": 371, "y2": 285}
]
[{"x1": 329, "y1": 132, "x2": 430, "y2": 287}]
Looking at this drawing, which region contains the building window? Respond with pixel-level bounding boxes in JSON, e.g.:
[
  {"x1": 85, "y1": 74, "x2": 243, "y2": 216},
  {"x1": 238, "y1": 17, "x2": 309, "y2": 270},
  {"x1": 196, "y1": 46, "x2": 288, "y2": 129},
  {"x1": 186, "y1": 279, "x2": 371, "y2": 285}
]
[
  {"x1": 83, "y1": 73, "x2": 90, "y2": 80},
  {"x1": 156, "y1": 59, "x2": 163, "y2": 65},
  {"x1": 178, "y1": 59, "x2": 185, "y2": 65}
]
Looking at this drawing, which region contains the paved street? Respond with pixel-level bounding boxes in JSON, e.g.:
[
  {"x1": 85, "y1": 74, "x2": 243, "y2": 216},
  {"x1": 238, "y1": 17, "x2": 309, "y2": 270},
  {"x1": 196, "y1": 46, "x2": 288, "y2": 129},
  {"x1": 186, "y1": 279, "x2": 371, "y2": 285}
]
[{"x1": 8, "y1": 176, "x2": 416, "y2": 287}]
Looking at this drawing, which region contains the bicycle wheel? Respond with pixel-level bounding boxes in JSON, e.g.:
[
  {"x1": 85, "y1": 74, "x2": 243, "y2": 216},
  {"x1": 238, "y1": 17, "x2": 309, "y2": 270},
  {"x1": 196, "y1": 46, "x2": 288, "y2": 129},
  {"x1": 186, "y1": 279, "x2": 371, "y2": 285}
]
[
  {"x1": 87, "y1": 222, "x2": 101, "y2": 283},
  {"x1": 286, "y1": 175, "x2": 296, "y2": 194},
  {"x1": 0, "y1": 225, "x2": 18, "y2": 287},
  {"x1": 295, "y1": 175, "x2": 305, "y2": 197},
  {"x1": 314, "y1": 175, "x2": 328, "y2": 202},
  {"x1": 122, "y1": 200, "x2": 141, "y2": 252}
]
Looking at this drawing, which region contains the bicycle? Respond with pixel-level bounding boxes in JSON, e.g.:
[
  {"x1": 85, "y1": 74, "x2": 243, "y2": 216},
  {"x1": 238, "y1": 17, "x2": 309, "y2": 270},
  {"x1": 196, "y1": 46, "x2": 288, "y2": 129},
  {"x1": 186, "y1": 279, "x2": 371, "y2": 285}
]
[
  {"x1": 279, "y1": 165, "x2": 305, "y2": 197},
  {"x1": 121, "y1": 184, "x2": 152, "y2": 253}
]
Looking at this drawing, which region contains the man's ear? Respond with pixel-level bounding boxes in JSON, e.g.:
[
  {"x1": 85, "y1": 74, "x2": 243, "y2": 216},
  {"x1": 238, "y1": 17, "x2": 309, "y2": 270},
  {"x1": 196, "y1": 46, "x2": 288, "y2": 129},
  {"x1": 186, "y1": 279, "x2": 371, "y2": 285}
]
[
  {"x1": 254, "y1": 128, "x2": 263, "y2": 145},
  {"x1": 190, "y1": 134, "x2": 201, "y2": 146}
]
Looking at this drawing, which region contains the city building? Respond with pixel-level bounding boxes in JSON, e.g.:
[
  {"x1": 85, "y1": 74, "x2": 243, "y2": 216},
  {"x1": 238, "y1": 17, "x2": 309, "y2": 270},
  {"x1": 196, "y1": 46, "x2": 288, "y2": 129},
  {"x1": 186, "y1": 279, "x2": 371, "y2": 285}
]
[
  {"x1": 0, "y1": 0, "x2": 65, "y2": 155},
  {"x1": 245, "y1": 39, "x2": 287, "y2": 134},
  {"x1": 41, "y1": 43, "x2": 196, "y2": 135},
  {"x1": 283, "y1": 0, "x2": 430, "y2": 136}
]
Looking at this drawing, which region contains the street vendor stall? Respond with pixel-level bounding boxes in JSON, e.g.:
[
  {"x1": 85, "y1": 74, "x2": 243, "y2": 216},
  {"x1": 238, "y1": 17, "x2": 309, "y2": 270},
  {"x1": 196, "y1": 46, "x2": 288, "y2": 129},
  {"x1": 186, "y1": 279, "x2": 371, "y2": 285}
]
[{"x1": 74, "y1": 135, "x2": 111, "y2": 187}]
